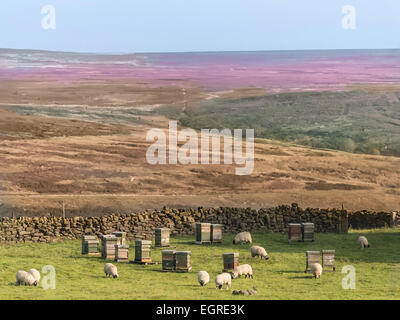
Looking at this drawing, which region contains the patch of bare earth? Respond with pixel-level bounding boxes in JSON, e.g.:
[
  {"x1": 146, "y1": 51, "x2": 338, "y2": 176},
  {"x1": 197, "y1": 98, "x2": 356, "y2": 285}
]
[{"x1": 0, "y1": 80, "x2": 399, "y2": 216}]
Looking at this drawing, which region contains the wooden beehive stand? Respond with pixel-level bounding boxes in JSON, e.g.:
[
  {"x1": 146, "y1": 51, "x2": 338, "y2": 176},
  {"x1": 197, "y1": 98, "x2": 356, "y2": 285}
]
[
  {"x1": 222, "y1": 252, "x2": 239, "y2": 272},
  {"x1": 82, "y1": 235, "x2": 100, "y2": 255},
  {"x1": 322, "y1": 250, "x2": 336, "y2": 271},
  {"x1": 305, "y1": 251, "x2": 320, "y2": 273},
  {"x1": 133, "y1": 240, "x2": 155, "y2": 265},
  {"x1": 101, "y1": 235, "x2": 118, "y2": 260},
  {"x1": 114, "y1": 244, "x2": 130, "y2": 263},
  {"x1": 288, "y1": 223, "x2": 302, "y2": 243},
  {"x1": 155, "y1": 228, "x2": 171, "y2": 248},
  {"x1": 302, "y1": 223, "x2": 315, "y2": 242}
]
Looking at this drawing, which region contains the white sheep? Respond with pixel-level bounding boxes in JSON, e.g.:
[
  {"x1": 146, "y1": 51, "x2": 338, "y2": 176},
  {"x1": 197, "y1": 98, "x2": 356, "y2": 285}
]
[
  {"x1": 231, "y1": 264, "x2": 253, "y2": 279},
  {"x1": 215, "y1": 273, "x2": 232, "y2": 290},
  {"x1": 358, "y1": 236, "x2": 370, "y2": 249},
  {"x1": 28, "y1": 269, "x2": 41, "y2": 284},
  {"x1": 15, "y1": 270, "x2": 38, "y2": 286},
  {"x1": 233, "y1": 232, "x2": 252, "y2": 244},
  {"x1": 104, "y1": 263, "x2": 118, "y2": 278},
  {"x1": 250, "y1": 246, "x2": 269, "y2": 260},
  {"x1": 311, "y1": 263, "x2": 323, "y2": 279},
  {"x1": 198, "y1": 271, "x2": 210, "y2": 287}
]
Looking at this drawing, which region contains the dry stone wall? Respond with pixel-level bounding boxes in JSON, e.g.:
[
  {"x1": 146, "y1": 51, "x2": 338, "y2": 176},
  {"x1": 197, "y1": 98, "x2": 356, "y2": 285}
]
[{"x1": 0, "y1": 204, "x2": 397, "y2": 243}]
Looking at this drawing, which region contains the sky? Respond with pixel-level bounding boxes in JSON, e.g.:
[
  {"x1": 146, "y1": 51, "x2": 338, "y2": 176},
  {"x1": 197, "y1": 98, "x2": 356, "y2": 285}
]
[{"x1": 0, "y1": 0, "x2": 399, "y2": 53}]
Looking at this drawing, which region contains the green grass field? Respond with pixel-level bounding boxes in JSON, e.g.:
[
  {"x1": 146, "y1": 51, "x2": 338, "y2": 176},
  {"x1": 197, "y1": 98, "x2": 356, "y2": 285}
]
[{"x1": 0, "y1": 229, "x2": 399, "y2": 300}]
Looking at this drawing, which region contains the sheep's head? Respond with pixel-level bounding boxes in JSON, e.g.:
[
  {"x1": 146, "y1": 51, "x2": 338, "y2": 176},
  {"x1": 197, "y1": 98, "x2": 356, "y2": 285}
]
[
  {"x1": 264, "y1": 254, "x2": 269, "y2": 260},
  {"x1": 232, "y1": 239, "x2": 236, "y2": 244},
  {"x1": 113, "y1": 274, "x2": 118, "y2": 279},
  {"x1": 33, "y1": 280, "x2": 38, "y2": 287},
  {"x1": 231, "y1": 271, "x2": 239, "y2": 279}
]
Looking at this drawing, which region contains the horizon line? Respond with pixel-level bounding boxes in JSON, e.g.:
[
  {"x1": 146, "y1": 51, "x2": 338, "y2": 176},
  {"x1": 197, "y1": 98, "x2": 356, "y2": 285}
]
[{"x1": 1, "y1": 47, "x2": 399, "y2": 56}]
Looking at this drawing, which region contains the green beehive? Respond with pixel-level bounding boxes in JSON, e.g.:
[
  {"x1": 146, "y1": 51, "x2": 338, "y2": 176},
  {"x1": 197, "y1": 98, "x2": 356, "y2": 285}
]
[
  {"x1": 101, "y1": 235, "x2": 118, "y2": 260},
  {"x1": 114, "y1": 244, "x2": 130, "y2": 262},
  {"x1": 112, "y1": 231, "x2": 127, "y2": 245},
  {"x1": 288, "y1": 223, "x2": 302, "y2": 243},
  {"x1": 135, "y1": 240, "x2": 152, "y2": 263},
  {"x1": 195, "y1": 223, "x2": 211, "y2": 244},
  {"x1": 175, "y1": 251, "x2": 192, "y2": 272},
  {"x1": 211, "y1": 224, "x2": 223, "y2": 243},
  {"x1": 305, "y1": 251, "x2": 320, "y2": 272},
  {"x1": 302, "y1": 223, "x2": 315, "y2": 242},
  {"x1": 155, "y1": 228, "x2": 170, "y2": 247},
  {"x1": 222, "y1": 252, "x2": 239, "y2": 272},
  {"x1": 322, "y1": 250, "x2": 336, "y2": 271},
  {"x1": 162, "y1": 250, "x2": 176, "y2": 270}
]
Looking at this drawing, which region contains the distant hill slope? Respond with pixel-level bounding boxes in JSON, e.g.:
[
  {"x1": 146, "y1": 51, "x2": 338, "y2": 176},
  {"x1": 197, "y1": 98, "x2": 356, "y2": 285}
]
[{"x1": 181, "y1": 90, "x2": 400, "y2": 156}]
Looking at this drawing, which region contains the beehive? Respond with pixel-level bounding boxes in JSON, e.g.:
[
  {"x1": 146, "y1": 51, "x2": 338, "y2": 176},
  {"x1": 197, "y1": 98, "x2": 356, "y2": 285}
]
[
  {"x1": 175, "y1": 251, "x2": 192, "y2": 272},
  {"x1": 322, "y1": 250, "x2": 336, "y2": 271},
  {"x1": 302, "y1": 223, "x2": 315, "y2": 242},
  {"x1": 84, "y1": 240, "x2": 100, "y2": 255},
  {"x1": 162, "y1": 250, "x2": 176, "y2": 271},
  {"x1": 211, "y1": 224, "x2": 223, "y2": 243},
  {"x1": 112, "y1": 231, "x2": 127, "y2": 245},
  {"x1": 288, "y1": 223, "x2": 302, "y2": 243},
  {"x1": 305, "y1": 251, "x2": 320, "y2": 272},
  {"x1": 222, "y1": 253, "x2": 239, "y2": 272},
  {"x1": 81, "y1": 235, "x2": 99, "y2": 254},
  {"x1": 134, "y1": 240, "x2": 152, "y2": 263},
  {"x1": 195, "y1": 223, "x2": 211, "y2": 244},
  {"x1": 155, "y1": 228, "x2": 170, "y2": 247},
  {"x1": 114, "y1": 244, "x2": 130, "y2": 262},
  {"x1": 101, "y1": 235, "x2": 118, "y2": 260}
]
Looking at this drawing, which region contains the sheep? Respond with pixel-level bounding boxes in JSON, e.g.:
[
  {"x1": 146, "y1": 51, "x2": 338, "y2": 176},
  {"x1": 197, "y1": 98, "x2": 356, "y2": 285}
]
[
  {"x1": 28, "y1": 269, "x2": 40, "y2": 284},
  {"x1": 15, "y1": 271, "x2": 38, "y2": 286},
  {"x1": 104, "y1": 263, "x2": 118, "y2": 278},
  {"x1": 231, "y1": 264, "x2": 253, "y2": 279},
  {"x1": 233, "y1": 232, "x2": 252, "y2": 244},
  {"x1": 215, "y1": 273, "x2": 232, "y2": 290},
  {"x1": 311, "y1": 263, "x2": 323, "y2": 279},
  {"x1": 198, "y1": 271, "x2": 210, "y2": 287},
  {"x1": 250, "y1": 246, "x2": 269, "y2": 260},
  {"x1": 358, "y1": 236, "x2": 370, "y2": 249},
  {"x1": 232, "y1": 287, "x2": 258, "y2": 296}
]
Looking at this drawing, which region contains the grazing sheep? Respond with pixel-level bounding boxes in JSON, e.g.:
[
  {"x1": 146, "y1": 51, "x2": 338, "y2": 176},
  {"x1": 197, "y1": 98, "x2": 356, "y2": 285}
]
[
  {"x1": 15, "y1": 271, "x2": 38, "y2": 286},
  {"x1": 215, "y1": 273, "x2": 232, "y2": 290},
  {"x1": 231, "y1": 264, "x2": 253, "y2": 279},
  {"x1": 104, "y1": 263, "x2": 118, "y2": 278},
  {"x1": 233, "y1": 232, "x2": 252, "y2": 244},
  {"x1": 250, "y1": 246, "x2": 269, "y2": 260},
  {"x1": 28, "y1": 269, "x2": 40, "y2": 284},
  {"x1": 232, "y1": 287, "x2": 258, "y2": 296},
  {"x1": 358, "y1": 236, "x2": 370, "y2": 249},
  {"x1": 198, "y1": 271, "x2": 210, "y2": 287},
  {"x1": 311, "y1": 263, "x2": 323, "y2": 279}
]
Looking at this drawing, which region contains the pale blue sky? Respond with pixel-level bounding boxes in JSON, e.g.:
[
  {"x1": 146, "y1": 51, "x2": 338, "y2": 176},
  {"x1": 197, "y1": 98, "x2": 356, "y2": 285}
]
[{"x1": 0, "y1": 1, "x2": 399, "y2": 53}]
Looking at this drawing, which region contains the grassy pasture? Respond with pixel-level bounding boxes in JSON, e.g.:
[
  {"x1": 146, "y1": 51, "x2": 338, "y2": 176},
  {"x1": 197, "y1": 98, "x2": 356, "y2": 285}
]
[{"x1": 0, "y1": 229, "x2": 399, "y2": 300}]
